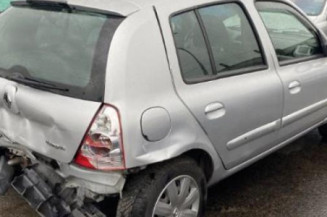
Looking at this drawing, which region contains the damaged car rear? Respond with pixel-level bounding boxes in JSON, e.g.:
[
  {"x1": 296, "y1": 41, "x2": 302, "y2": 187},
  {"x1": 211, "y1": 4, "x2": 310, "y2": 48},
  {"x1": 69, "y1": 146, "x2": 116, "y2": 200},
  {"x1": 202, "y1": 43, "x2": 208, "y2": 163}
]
[
  {"x1": 6, "y1": 0, "x2": 327, "y2": 216},
  {"x1": 0, "y1": 1, "x2": 126, "y2": 216}
]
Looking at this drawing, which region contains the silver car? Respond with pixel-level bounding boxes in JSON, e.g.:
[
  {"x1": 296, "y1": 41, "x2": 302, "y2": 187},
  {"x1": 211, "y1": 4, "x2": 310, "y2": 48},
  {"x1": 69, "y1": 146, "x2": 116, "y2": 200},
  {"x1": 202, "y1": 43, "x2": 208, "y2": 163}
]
[
  {"x1": 292, "y1": 0, "x2": 327, "y2": 34},
  {"x1": 0, "y1": 0, "x2": 327, "y2": 216}
]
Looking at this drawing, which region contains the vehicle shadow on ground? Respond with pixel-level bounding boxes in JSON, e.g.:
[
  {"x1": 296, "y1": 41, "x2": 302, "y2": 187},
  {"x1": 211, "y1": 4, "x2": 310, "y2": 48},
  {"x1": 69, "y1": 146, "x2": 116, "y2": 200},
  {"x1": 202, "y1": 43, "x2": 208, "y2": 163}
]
[{"x1": 206, "y1": 130, "x2": 327, "y2": 217}]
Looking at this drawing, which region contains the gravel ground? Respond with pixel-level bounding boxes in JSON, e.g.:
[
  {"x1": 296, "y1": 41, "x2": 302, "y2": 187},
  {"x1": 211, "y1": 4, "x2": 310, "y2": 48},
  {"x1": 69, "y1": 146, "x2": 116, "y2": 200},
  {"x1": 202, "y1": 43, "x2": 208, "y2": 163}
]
[{"x1": 1, "y1": 130, "x2": 327, "y2": 217}]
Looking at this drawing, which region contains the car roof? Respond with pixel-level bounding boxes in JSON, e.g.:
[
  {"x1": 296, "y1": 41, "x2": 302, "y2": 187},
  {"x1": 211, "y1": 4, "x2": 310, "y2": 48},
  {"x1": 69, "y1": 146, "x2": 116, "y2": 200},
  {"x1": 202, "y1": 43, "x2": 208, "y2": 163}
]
[
  {"x1": 20, "y1": 0, "x2": 292, "y2": 17},
  {"x1": 69, "y1": 0, "x2": 294, "y2": 15}
]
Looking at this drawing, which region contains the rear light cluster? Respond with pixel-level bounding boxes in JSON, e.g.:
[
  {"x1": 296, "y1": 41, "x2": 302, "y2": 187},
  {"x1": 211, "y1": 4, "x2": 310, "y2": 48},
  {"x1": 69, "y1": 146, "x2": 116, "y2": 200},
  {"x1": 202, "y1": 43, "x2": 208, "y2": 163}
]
[{"x1": 75, "y1": 104, "x2": 125, "y2": 171}]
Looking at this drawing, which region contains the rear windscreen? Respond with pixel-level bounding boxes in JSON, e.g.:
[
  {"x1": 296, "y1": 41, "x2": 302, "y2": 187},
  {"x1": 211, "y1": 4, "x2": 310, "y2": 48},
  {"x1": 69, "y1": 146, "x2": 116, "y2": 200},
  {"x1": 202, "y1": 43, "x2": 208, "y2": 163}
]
[{"x1": 0, "y1": 6, "x2": 123, "y2": 101}]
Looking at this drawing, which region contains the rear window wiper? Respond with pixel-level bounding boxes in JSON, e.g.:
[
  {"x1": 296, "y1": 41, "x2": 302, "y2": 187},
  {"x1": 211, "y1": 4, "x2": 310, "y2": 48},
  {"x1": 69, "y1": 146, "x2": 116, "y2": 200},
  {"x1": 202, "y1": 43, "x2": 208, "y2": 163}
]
[
  {"x1": 12, "y1": 0, "x2": 73, "y2": 12},
  {"x1": 10, "y1": 75, "x2": 69, "y2": 92},
  {"x1": 0, "y1": 68, "x2": 69, "y2": 92}
]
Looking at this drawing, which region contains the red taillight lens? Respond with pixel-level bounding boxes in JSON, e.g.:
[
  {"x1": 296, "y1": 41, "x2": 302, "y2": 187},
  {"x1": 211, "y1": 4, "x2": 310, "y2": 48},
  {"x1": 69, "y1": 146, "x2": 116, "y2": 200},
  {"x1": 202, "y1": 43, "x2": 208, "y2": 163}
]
[{"x1": 75, "y1": 104, "x2": 125, "y2": 170}]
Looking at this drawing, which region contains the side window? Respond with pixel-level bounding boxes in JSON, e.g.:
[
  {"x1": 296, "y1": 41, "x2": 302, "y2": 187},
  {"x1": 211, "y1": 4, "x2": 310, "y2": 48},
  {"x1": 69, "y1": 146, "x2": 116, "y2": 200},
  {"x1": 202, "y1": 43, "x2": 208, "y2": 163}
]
[
  {"x1": 198, "y1": 3, "x2": 265, "y2": 74},
  {"x1": 171, "y1": 11, "x2": 213, "y2": 82},
  {"x1": 256, "y1": 1, "x2": 323, "y2": 63}
]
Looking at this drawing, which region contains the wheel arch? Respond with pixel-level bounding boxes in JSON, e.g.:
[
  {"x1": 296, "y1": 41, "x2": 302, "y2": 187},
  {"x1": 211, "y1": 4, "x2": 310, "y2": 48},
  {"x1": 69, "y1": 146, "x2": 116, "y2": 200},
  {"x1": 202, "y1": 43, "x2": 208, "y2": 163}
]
[{"x1": 181, "y1": 149, "x2": 214, "y2": 181}]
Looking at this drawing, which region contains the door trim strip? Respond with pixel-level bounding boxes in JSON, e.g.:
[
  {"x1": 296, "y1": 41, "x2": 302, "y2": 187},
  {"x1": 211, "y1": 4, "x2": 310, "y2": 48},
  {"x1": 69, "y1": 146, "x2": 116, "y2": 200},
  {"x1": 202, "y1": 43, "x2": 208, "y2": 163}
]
[
  {"x1": 282, "y1": 98, "x2": 327, "y2": 127},
  {"x1": 227, "y1": 120, "x2": 281, "y2": 150}
]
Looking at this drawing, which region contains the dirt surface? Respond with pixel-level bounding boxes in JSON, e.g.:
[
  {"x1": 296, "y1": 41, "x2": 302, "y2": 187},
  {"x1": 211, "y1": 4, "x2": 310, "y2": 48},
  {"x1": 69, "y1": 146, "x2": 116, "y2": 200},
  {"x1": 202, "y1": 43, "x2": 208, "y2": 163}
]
[{"x1": 1, "y1": 130, "x2": 327, "y2": 217}]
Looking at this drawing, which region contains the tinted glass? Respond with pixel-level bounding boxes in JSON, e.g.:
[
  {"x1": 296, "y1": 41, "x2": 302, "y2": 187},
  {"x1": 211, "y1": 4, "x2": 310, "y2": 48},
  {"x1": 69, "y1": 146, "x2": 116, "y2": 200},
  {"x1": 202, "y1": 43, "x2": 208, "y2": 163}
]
[
  {"x1": 199, "y1": 3, "x2": 265, "y2": 74},
  {"x1": 0, "y1": 6, "x2": 123, "y2": 101},
  {"x1": 0, "y1": 0, "x2": 10, "y2": 12},
  {"x1": 256, "y1": 2, "x2": 323, "y2": 63},
  {"x1": 291, "y1": 0, "x2": 326, "y2": 16},
  {"x1": 171, "y1": 11, "x2": 213, "y2": 82}
]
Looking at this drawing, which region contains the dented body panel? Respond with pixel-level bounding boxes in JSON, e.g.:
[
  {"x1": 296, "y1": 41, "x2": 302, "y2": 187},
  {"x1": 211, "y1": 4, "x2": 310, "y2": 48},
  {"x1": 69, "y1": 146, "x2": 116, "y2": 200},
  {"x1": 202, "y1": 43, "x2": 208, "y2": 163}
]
[
  {"x1": 1, "y1": 1, "x2": 327, "y2": 216},
  {"x1": 0, "y1": 79, "x2": 101, "y2": 163},
  {"x1": 104, "y1": 7, "x2": 222, "y2": 171}
]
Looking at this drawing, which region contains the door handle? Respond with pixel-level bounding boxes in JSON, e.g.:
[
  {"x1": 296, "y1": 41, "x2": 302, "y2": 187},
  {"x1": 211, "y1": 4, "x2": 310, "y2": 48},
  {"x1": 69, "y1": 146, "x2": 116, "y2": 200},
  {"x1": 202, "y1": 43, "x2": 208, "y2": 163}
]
[
  {"x1": 205, "y1": 102, "x2": 225, "y2": 120},
  {"x1": 288, "y1": 81, "x2": 301, "y2": 95}
]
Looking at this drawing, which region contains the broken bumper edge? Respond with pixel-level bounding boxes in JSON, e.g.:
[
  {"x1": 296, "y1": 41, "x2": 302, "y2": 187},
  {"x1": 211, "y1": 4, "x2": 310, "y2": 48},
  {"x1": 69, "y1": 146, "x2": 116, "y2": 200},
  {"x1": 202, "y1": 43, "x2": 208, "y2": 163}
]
[{"x1": 59, "y1": 163, "x2": 126, "y2": 195}]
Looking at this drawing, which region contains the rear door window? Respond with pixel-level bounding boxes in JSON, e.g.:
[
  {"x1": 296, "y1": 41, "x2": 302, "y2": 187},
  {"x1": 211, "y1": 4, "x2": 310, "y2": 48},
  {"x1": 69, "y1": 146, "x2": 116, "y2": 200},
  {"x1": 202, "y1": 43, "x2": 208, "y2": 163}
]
[
  {"x1": 171, "y1": 11, "x2": 213, "y2": 82},
  {"x1": 171, "y1": 3, "x2": 266, "y2": 83},
  {"x1": 198, "y1": 3, "x2": 265, "y2": 74}
]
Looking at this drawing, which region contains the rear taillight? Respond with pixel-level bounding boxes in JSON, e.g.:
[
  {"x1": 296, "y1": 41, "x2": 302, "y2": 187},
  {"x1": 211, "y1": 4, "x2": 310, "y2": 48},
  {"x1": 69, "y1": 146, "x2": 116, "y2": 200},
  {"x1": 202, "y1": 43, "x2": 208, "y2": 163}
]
[{"x1": 75, "y1": 104, "x2": 125, "y2": 171}]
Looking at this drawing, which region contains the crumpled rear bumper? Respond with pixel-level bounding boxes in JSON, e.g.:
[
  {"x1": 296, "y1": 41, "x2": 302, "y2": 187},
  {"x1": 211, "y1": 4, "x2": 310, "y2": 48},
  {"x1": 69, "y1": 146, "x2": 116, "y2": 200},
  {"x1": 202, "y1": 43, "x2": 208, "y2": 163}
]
[
  {"x1": 0, "y1": 139, "x2": 126, "y2": 196},
  {"x1": 59, "y1": 163, "x2": 126, "y2": 195},
  {"x1": 0, "y1": 141, "x2": 126, "y2": 217},
  {"x1": 11, "y1": 165, "x2": 108, "y2": 217},
  {"x1": 12, "y1": 167, "x2": 73, "y2": 217}
]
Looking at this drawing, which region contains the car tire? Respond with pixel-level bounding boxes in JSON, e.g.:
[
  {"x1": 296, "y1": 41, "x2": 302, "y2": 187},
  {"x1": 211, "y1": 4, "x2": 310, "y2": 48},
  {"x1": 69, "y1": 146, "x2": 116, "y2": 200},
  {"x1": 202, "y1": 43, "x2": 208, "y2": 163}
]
[
  {"x1": 319, "y1": 124, "x2": 327, "y2": 138},
  {"x1": 116, "y1": 157, "x2": 207, "y2": 217}
]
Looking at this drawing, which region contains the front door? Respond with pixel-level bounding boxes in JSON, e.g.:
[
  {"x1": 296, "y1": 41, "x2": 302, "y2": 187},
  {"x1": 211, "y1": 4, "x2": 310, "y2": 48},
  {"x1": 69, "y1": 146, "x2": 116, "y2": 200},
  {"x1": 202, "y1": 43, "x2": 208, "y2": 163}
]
[{"x1": 256, "y1": 1, "x2": 327, "y2": 140}]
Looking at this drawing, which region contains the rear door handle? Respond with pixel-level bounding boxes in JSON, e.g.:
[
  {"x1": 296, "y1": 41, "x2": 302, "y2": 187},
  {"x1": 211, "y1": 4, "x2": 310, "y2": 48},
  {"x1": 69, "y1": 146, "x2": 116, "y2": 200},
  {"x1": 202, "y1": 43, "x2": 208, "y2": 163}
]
[
  {"x1": 288, "y1": 81, "x2": 301, "y2": 95},
  {"x1": 205, "y1": 102, "x2": 225, "y2": 120}
]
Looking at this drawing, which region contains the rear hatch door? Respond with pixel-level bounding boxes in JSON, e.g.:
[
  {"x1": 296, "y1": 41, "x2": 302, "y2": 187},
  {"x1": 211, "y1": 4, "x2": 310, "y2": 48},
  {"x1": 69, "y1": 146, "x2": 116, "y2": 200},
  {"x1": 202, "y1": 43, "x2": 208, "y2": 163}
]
[{"x1": 0, "y1": 2, "x2": 123, "y2": 162}]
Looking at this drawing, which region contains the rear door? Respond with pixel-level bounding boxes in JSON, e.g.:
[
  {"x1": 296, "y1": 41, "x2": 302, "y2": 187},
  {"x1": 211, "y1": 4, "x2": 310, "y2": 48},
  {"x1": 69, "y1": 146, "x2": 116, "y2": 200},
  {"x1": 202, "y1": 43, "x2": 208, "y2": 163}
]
[
  {"x1": 157, "y1": 1, "x2": 284, "y2": 169},
  {"x1": 256, "y1": 1, "x2": 327, "y2": 140}
]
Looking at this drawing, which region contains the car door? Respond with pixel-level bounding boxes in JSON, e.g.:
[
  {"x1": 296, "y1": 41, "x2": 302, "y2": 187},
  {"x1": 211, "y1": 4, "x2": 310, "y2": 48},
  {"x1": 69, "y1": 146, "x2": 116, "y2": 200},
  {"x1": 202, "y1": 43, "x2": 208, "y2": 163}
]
[
  {"x1": 256, "y1": 1, "x2": 327, "y2": 140},
  {"x1": 157, "y1": 1, "x2": 284, "y2": 169}
]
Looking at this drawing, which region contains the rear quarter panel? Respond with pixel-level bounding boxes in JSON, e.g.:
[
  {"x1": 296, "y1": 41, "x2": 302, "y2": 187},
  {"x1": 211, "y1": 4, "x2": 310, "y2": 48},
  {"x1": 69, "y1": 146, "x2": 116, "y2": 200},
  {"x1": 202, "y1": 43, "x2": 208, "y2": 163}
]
[{"x1": 104, "y1": 6, "x2": 223, "y2": 176}]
